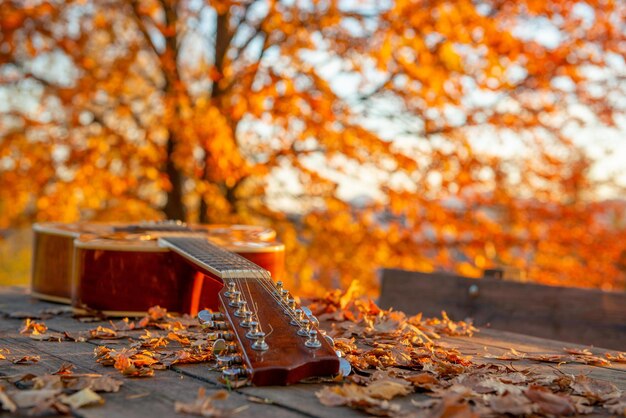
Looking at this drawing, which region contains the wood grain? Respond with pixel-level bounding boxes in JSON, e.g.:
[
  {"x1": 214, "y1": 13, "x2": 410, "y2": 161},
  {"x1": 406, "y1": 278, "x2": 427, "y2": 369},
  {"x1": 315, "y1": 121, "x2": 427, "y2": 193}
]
[{"x1": 379, "y1": 268, "x2": 626, "y2": 350}]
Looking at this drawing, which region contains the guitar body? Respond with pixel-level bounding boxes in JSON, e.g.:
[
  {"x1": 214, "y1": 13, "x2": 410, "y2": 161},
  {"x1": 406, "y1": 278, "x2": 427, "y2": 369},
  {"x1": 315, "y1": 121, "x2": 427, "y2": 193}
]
[
  {"x1": 32, "y1": 222, "x2": 284, "y2": 313},
  {"x1": 32, "y1": 223, "x2": 119, "y2": 303},
  {"x1": 72, "y1": 234, "x2": 284, "y2": 316}
]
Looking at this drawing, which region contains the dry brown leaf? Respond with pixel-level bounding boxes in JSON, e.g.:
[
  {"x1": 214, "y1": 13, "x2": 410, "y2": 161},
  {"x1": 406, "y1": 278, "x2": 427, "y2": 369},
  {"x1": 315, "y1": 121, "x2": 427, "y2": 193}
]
[
  {"x1": 11, "y1": 355, "x2": 40, "y2": 365},
  {"x1": 174, "y1": 388, "x2": 232, "y2": 417},
  {"x1": 605, "y1": 352, "x2": 626, "y2": 363},
  {"x1": 8, "y1": 389, "x2": 61, "y2": 408},
  {"x1": 29, "y1": 331, "x2": 64, "y2": 341},
  {"x1": 525, "y1": 385, "x2": 576, "y2": 416},
  {"x1": 33, "y1": 375, "x2": 63, "y2": 390},
  {"x1": 53, "y1": 363, "x2": 75, "y2": 375},
  {"x1": 604, "y1": 393, "x2": 626, "y2": 416},
  {"x1": 366, "y1": 378, "x2": 413, "y2": 400},
  {"x1": 69, "y1": 375, "x2": 124, "y2": 393},
  {"x1": 316, "y1": 384, "x2": 401, "y2": 416},
  {"x1": 60, "y1": 388, "x2": 104, "y2": 409},
  {"x1": 427, "y1": 394, "x2": 478, "y2": 418},
  {"x1": 563, "y1": 347, "x2": 593, "y2": 356},
  {"x1": 89, "y1": 326, "x2": 119, "y2": 339},
  {"x1": 570, "y1": 374, "x2": 620, "y2": 401},
  {"x1": 487, "y1": 393, "x2": 535, "y2": 415},
  {"x1": 0, "y1": 387, "x2": 17, "y2": 413},
  {"x1": 404, "y1": 373, "x2": 440, "y2": 391},
  {"x1": 168, "y1": 331, "x2": 192, "y2": 345},
  {"x1": 110, "y1": 318, "x2": 135, "y2": 331},
  {"x1": 19, "y1": 319, "x2": 47, "y2": 335}
]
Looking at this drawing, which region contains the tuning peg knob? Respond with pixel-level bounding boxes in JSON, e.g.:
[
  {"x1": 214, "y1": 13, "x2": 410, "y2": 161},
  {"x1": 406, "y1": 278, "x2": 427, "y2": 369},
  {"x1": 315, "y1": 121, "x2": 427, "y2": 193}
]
[
  {"x1": 290, "y1": 309, "x2": 305, "y2": 326},
  {"x1": 251, "y1": 332, "x2": 269, "y2": 351},
  {"x1": 198, "y1": 309, "x2": 224, "y2": 324},
  {"x1": 245, "y1": 321, "x2": 263, "y2": 339},
  {"x1": 297, "y1": 319, "x2": 311, "y2": 337},
  {"x1": 228, "y1": 291, "x2": 242, "y2": 307},
  {"x1": 273, "y1": 280, "x2": 284, "y2": 296},
  {"x1": 202, "y1": 320, "x2": 229, "y2": 331},
  {"x1": 280, "y1": 289, "x2": 290, "y2": 300},
  {"x1": 234, "y1": 301, "x2": 251, "y2": 318},
  {"x1": 240, "y1": 311, "x2": 253, "y2": 328},
  {"x1": 217, "y1": 354, "x2": 243, "y2": 367},
  {"x1": 283, "y1": 297, "x2": 296, "y2": 314},
  {"x1": 212, "y1": 338, "x2": 238, "y2": 356},
  {"x1": 224, "y1": 281, "x2": 237, "y2": 297},
  {"x1": 305, "y1": 330, "x2": 322, "y2": 349},
  {"x1": 218, "y1": 331, "x2": 235, "y2": 341},
  {"x1": 222, "y1": 367, "x2": 248, "y2": 380}
]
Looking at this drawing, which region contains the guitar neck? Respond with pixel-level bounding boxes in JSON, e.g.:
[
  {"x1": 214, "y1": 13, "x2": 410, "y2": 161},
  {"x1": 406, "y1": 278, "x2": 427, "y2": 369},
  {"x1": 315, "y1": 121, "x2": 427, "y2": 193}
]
[{"x1": 158, "y1": 236, "x2": 267, "y2": 279}]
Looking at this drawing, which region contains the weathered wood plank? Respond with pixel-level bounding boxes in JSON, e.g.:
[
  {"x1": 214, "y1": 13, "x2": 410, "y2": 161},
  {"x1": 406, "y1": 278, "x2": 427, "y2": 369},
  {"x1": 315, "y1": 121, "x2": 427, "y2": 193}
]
[
  {"x1": 379, "y1": 268, "x2": 626, "y2": 350},
  {"x1": 0, "y1": 334, "x2": 305, "y2": 418}
]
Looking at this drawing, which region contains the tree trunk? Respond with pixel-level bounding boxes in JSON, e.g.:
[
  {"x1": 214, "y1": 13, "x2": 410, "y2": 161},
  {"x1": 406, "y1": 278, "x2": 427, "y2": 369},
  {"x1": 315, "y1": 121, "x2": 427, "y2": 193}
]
[
  {"x1": 199, "y1": 10, "x2": 231, "y2": 224},
  {"x1": 163, "y1": 134, "x2": 186, "y2": 221}
]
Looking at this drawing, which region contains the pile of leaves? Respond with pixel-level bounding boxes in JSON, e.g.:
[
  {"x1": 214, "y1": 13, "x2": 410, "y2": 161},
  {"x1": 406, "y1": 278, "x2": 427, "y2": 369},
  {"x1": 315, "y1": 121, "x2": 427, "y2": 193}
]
[
  {"x1": 309, "y1": 283, "x2": 626, "y2": 417},
  {"x1": 0, "y1": 363, "x2": 122, "y2": 415}
]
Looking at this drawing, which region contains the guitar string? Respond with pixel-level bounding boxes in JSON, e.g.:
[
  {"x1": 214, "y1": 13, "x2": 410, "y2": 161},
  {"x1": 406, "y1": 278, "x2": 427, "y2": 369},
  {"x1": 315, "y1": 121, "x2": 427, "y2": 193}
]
[
  {"x1": 170, "y1": 236, "x2": 307, "y2": 330},
  {"x1": 217, "y1": 245, "x2": 307, "y2": 329}
]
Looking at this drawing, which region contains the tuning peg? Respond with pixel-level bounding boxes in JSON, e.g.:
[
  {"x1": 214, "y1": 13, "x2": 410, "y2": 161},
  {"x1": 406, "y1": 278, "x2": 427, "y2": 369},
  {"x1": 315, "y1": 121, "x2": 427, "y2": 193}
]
[
  {"x1": 234, "y1": 301, "x2": 251, "y2": 318},
  {"x1": 297, "y1": 319, "x2": 311, "y2": 337},
  {"x1": 283, "y1": 297, "x2": 296, "y2": 314},
  {"x1": 202, "y1": 320, "x2": 229, "y2": 331},
  {"x1": 279, "y1": 289, "x2": 290, "y2": 300},
  {"x1": 251, "y1": 332, "x2": 269, "y2": 351},
  {"x1": 224, "y1": 281, "x2": 237, "y2": 297},
  {"x1": 222, "y1": 367, "x2": 248, "y2": 380},
  {"x1": 273, "y1": 280, "x2": 284, "y2": 296},
  {"x1": 290, "y1": 309, "x2": 305, "y2": 326},
  {"x1": 217, "y1": 354, "x2": 243, "y2": 368},
  {"x1": 305, "y1": 330, "x2": 322, "y2": 348},
  {"x1": 212, "y1": 338, "x2": 238, "y2": 356},
  {"x1": 228, "y1": 291, "x2": 242, "y2": 307},
  {"x1": 198, "y1": 309, "x2": 224, "y2": 324},
  {"x1": 240, "y1": 311, "x2": 253, "y2": 328},
  {"x1": 338, "y1": 358, "x2": 352, "y2": 377},
  {"x1": 218, "y1": 331, "x2": 234, "y2": 341},
  {"x1": 245, "y1": 321, "x2": 263, "y2": 339}
]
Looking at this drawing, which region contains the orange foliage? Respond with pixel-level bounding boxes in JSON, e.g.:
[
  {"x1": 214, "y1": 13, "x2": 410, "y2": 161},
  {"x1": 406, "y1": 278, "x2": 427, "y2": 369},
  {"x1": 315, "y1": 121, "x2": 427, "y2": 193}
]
[{"x1": 1, "y1": 1, "x2": 625, "y2": 294}]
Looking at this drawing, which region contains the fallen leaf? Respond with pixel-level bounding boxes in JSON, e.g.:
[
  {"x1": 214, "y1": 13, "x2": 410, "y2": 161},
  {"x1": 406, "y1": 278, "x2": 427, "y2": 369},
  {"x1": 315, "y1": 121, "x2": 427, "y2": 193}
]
[
  {"x1": 404, "y1": 373, "x2": 440, "y2": 391},
  {"x1": 570, "y1": 374, "x2": 620, "y2": 401},
  {"x1": 60, "y1": 388, "x2": 104, "y2": 409},
  {"x1": 53, "y1": 363, "x2": 75, "y2": 375},
  {"x1": 0, "y1": 387, "x2": 17, "y2": 413},
  {"x1": 19, "y1": 319, "x2": 47, "y2": 335},
  {"x1": 487, "y1": 393, "x2": 534, "y2": 415},
  {"x1": 11, "y1": 355, "x2": 40, "y2": 365},
  {"x1": 525, "y1": 385, "x2": 576, "y2": 416},
  {"x1": 175, "y1": 388, "x2": 232, "y2": 417},
  {"x1": 9, "y1": 389, "x2": 60, "y2": 408}
]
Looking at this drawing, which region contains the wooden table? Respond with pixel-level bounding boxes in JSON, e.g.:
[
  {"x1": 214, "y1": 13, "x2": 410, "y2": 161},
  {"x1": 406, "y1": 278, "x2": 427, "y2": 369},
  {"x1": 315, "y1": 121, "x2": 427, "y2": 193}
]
[{"x1": 1, "y1": 287, "x2": 625, "y2": 417}]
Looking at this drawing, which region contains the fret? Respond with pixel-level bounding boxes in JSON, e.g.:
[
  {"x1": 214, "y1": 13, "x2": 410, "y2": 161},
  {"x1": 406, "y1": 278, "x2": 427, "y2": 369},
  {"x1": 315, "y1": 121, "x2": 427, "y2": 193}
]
[{"x1": 158, "y1": 236, "x2": 266, "y2": 279}]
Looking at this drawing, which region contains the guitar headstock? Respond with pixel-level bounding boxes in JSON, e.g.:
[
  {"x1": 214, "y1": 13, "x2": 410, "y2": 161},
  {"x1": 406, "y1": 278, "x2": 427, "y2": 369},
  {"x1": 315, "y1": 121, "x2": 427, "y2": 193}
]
[{"x1": 200, "y1": 280, "x2": 339, "y2": 386}]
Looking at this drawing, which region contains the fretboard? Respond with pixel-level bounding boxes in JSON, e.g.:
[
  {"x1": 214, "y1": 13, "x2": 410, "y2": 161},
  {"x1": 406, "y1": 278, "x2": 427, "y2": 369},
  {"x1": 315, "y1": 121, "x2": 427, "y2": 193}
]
[{"x1": 158, "y1": 236, "x2": 266, "y2": 279}]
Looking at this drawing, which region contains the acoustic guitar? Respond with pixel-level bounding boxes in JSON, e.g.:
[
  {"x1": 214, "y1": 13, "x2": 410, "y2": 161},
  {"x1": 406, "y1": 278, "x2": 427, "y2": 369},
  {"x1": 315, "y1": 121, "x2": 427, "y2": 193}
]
[
  {"x1": 32, "y1": 221, "x2": 284, "y2": 309},
  {"x1": 32, "y1": 221, "x2": 340, "y2": 385}
]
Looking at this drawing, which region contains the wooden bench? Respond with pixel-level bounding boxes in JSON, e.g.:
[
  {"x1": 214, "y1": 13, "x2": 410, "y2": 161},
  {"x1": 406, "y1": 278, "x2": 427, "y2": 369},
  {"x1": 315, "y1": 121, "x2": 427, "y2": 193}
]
[{"x1": 378, "y1": 268, "x2": 626, "y2": 350}]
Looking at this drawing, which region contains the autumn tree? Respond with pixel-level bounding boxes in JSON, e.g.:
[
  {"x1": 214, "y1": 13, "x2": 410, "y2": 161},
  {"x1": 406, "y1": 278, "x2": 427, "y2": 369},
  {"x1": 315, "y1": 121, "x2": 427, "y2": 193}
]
[{"x1": 1, "y1": 0, "x2": 625, "y2": 293}]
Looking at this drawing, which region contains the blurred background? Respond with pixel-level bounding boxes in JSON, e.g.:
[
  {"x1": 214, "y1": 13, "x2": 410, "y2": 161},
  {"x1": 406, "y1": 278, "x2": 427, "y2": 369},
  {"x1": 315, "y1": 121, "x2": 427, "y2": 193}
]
[{"x1": 1, "y1": 0, "x2": 625, "y2": 296}]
